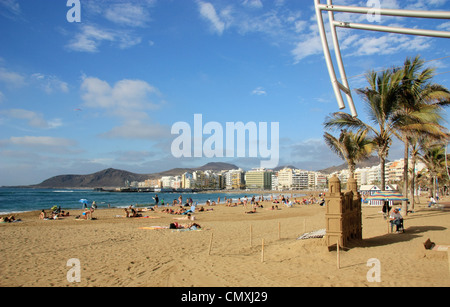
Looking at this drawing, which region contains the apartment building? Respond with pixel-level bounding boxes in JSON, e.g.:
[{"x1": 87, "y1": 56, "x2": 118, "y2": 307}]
[{"x1": 245, "y1": 169, "x2": 272, "y2": 190}]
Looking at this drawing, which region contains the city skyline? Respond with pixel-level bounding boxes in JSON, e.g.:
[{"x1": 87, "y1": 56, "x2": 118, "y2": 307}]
[{"x1": 1, "y1": 0, "x2": 450, "y2": 186}]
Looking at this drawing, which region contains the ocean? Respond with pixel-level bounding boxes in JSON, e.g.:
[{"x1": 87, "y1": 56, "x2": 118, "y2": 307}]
[{"x1": 0, "y1": 188, "x2": 304, "y2": 215}]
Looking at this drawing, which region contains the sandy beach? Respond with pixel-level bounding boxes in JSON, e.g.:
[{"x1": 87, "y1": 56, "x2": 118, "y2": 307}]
[{"x1": 1, "y1": 196, "x2": 449, "y2": 287}]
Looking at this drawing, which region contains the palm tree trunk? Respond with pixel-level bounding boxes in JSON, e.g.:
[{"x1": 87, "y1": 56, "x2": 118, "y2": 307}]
[
  {"x1": 402, "y1": 136, "x2": 409, "y2": 215},
  {"x1": 410, "y1": 154, "x2": 416, "y2": 212},
  {"x1": 380, "y1": 155, "x2": 386, "y2": 191}
]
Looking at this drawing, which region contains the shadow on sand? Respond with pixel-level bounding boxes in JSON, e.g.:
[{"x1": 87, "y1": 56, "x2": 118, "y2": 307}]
[{"x1": 347, "y1": 225, "x2": 447, "y2": 249}]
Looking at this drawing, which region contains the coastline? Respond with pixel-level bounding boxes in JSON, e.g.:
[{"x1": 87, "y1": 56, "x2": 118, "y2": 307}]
[
  {"x1": 1, "y1": 196, "x2": 449, "y2": 287},
  {"x1": 0, "y1": 187, "x2": 314, "y2": 215}
]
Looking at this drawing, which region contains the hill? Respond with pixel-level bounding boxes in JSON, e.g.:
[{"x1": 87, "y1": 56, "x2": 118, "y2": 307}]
[
  {"x1": 318, "y1": 156, "x2": 383, "y2": 174},
  {"x1": 30, "y1": 162, "x2": 239, "y2": 189}
]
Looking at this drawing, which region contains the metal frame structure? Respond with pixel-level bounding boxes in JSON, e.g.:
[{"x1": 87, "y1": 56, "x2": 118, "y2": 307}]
[{"x1": 315, "y1": 0, "x2": 450, "y2": 117}]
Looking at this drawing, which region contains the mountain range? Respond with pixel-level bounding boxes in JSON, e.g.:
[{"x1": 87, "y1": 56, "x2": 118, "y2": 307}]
[
  {"x1": 22, "y1": 157, "x2": 382, "y2": 189},
  {"x1": 27, "y1": 162, "x2": 239, "y2": 189}
]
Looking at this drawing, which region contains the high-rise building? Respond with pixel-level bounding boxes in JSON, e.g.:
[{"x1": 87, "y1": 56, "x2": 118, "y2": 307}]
[{"x1": 245, "y1": 169, "x2": 272, "y2": 190}]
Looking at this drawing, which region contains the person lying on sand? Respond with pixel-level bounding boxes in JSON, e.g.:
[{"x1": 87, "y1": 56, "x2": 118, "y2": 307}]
[
  {"x1": 169, "y1": 222, "x2": 201, "y2": 230},
  {"x1": 173, "y1": 214, "x2": 195, "y2": 221},
  {"x1": 245, "y1": 208, "x2": 257, "y2": 214},
  {"x1": 1, "y1": 215, "x2": 20, "y2": 223},
  {"x1": 124, "y1": 208, "x2": 142, "y2": 218},
  {"x1": 268, "y1": 205, "x2": 280, "y2": 210}
]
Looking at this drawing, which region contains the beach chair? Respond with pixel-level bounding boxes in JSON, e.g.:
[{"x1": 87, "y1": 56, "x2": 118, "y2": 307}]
[{"x1": 390, "y1": 219, "x2": 405, "y2": 233}]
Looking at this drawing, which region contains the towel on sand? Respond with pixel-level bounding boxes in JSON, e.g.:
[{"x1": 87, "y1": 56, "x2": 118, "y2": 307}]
[{"x1": 297, "y1": 229, "x2": 326, "y2": 240}]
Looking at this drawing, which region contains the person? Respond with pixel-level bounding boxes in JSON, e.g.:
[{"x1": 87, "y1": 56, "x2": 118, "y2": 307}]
[
  {"x1": 153, "y1": 194, "x2": 159, "y2": 207},
  {"x1": 169, "y1": 222, "x2": 201, "y2": 230},
  {"x1": 82, "y1": 208, "x2": 94, "y2": 220},
  {"x1": 389, "y1": 208, "x2": 404, "y2": 233},
  {"x1": 124, "y1": 207, "x2": 141, "y2": 218},
  {"x1": 245, "y1": 207, "x2": 257, "y2": 214},
  {"x1": 428, "y1": 196, "x2": 436, "y2": 208},
  {"x1": 382, "y1": 200, "x2": 391, "y2": 219},
  {"x1": 319, "y1": 197, "x2": 325, "y2": 206},
  {"x1": 1, "y1": 215, "x2": 20, "y2": 223},
  {"x1": 39, "y1": 210, "x2": 47, "y2": 220}
]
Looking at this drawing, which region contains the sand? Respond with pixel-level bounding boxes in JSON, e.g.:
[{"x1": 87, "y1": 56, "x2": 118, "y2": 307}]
[{"x1": 1, "y1": 197, "x2": 450, "y2": 287}]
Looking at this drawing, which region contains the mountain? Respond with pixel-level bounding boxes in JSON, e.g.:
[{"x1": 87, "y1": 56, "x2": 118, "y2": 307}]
[
  {"x1": 30, "y1": 162, "x2": 239, "y2": 189},
  {"x1": 31, "y1": 168, "x2": 149, "y2": 189},
  {"x1": 318, "y1": 156, "x2": 384, "y2": 174}
]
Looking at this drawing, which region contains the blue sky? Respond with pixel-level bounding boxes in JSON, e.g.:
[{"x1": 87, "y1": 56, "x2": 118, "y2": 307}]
[{"x1": 0, "y1": 0, "x2": 449, "y2": 186}]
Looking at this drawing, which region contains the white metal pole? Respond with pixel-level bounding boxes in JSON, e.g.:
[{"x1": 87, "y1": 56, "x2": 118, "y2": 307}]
[
  {"x1": 314, "y1": 0, "x2": 346, "y2": 110},
  {"x1": 316, "y1": 3, "x2": 450, "y2": 19},
  {"x1": 327, "y1": 0, "x2": 358, "y2": 117},
  {"x1": 333, "y1": 21, "x2": 450, "y2": 38}
]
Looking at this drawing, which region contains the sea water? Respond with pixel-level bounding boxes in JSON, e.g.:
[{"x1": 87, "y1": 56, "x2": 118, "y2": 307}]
[{"x1": 0, "y1": 188, "x2": 303, "y2": 215}]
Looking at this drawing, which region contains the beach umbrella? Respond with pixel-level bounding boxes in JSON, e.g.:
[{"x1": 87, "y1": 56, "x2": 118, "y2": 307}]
[{"x1": 366, "y1": 191, "x2": 408, "y2": 201}]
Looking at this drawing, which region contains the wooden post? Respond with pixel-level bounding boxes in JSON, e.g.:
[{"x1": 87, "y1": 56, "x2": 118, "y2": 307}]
[
  {"x1": 208, "y1": 232, "x2": 214, "y2": 256},
  {"x1": 448, "y1": 249, "x2": 450, "y2": 275},
  {"x1": 278, "y1": 222, "x2": 281, "y2": 240},
  {"x1": 261, "y1": 239, "x2": 265, "y2": 263},
  {"x1": 337, "y1": 238, "x2": 340, "y2": 269}
]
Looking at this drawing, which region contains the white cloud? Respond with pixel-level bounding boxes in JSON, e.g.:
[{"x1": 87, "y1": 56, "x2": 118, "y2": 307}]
[
  {"x1": 0, "y1": 66, "x2": 68, "y2": 94},
  {"x1": 66, "y1": 25, "x2": 141, "y2": 53},
  {"x1": 251, "y1": 86, "x2": 267, "y2": 96},
  {"x1": 31, "y1": 73, "x2": 69, "y2": 94},
  {"x1": 242, "y1": 0, "x2": 263, "y2": 9},
  {"x1": 1, "y1": 109, "x2": 63, "y2": 129},
  {"x1": 80, "y1": 76, "x2": 169, "y2": 140},
  {"x1": 104, "y1": 3, "x2": 151, "y2": 27},
  {"x1": 291, "y1": 33, "x2": 323, "y2": 64},
  {"x1": 0, "y1": 0, "x2": 21, "y2": 17},
  {"x1": 197, "y1": 1, "x2": 232, "y2": 35},
  {"x1": 81, "y1": 77, "x2": 162, "y2": 113},
  {"x1": 350, "y1": 34, "x2": 431, "y2": 56},
  {"x1": 0, "y1": 67, "x2": 26, "y2": 87},
  {"x1": 4, "y1": 136, "x2": 76, "y2": 150},
  {"x1": 99, "y1": 120, "x2": 170, "y2": 140}
]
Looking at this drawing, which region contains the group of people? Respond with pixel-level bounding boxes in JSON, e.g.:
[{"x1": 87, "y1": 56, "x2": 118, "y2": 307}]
[{"x1": 40, "y1": 206, "x2": 70, "y2": 220}]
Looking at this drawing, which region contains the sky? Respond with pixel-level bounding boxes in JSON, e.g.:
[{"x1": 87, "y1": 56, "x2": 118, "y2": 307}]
[{"x1": 0, "y1": 0, "x2": 450, "y2": 186}]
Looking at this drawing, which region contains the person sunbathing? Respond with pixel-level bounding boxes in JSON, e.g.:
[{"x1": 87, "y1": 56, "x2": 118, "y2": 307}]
[
  {"x1": 245, "y1": 208, "x2": 257, "y2": 214},
  {"x1": 169, "y1": 222, "x2": 201, "y2": 229},
  {"x1": 124, "y1": 208, "x2": 141, "y2": 218}
]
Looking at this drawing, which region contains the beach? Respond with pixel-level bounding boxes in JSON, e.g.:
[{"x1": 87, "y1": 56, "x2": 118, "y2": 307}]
[{"x1": 1, "y1": 197, "x2": 450, "y2": 287}]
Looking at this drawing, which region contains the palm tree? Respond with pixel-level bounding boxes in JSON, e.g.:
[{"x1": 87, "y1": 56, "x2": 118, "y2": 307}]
[
  {"x1": 323, "y1": 129, "x2": 373, "y2": 179},
  {"x1": 395, "y1": 56, "x2": 450, "y2": 213},
  {"x1": 419, "y1": 142, "x2": 447, "y2": 199},
  {"x1": 408, "y1": 135, "x2": 425, "y2": 211},
  {"x1": 324, "y1": 69, "x2": 405, "y2": 191}
]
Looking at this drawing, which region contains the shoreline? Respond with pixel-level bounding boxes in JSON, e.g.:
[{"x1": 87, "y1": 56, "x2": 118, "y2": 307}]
[{"x1": 0, "y1": 188, "x2": 317, "y2": 216}]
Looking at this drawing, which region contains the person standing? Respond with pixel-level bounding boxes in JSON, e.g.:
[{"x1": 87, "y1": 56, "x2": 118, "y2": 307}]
[
  {"x1": 153, "y1": 194, "x2": 159, "y2": 207},
  {"x1": 382, "y1": 200, "x2": 391, "y2": 219},
  {"x1": 428, "y1": 196, "x2": 436, "y2": 208}
]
